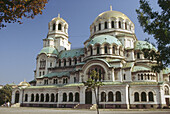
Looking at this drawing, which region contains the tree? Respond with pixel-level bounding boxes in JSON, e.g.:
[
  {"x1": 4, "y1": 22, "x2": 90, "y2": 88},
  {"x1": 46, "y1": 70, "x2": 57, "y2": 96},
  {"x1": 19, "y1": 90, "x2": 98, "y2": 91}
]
[
  {"x1": 0, "y1": 0, "x2": 48, "y2": 29},
  {"x1": 83, "y1": 70, "x2": 103, "y2": 114},
  {"x1": 0, "y1": 84, "x2": 12, "y2": 106},
  {"x1": 136, "y1": 0, "x2": 170, "y2": 72}
]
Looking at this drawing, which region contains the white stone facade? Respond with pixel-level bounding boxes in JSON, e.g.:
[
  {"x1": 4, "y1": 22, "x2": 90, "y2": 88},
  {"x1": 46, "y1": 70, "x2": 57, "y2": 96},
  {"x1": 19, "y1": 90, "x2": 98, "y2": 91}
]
[{"x1": 11, "y1": 9, "x2": 170, "y2": 109}]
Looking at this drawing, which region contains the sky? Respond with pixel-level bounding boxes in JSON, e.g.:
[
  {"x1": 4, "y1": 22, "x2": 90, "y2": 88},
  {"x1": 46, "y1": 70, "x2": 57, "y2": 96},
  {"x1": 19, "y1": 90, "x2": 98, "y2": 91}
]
[{"x1": 0, "y1": 0, "x2": 160, "y2": 85}]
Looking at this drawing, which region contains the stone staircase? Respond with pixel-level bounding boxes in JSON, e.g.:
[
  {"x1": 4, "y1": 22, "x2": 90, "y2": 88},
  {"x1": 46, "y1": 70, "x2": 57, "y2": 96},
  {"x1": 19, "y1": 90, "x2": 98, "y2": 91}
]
[
  {"x1": 11, "y1": 103, "x2": 20, "y2": 107},
  {"x1": 74, "y1": 104, "x2": 94, "y2": 109}
]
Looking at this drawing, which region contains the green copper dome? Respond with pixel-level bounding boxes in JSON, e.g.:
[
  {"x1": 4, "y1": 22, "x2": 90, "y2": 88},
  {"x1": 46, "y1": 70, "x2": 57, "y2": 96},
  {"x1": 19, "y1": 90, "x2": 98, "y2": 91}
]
[
  {"x1": 134, "y1": 41, "x2": 157, "y2": 51},
  {"x1": 39, "y1": 47, "x2": 58, "y2": 55},
  {"x1": 87, "y1": 35, "x2": 122, "y2": 47}
]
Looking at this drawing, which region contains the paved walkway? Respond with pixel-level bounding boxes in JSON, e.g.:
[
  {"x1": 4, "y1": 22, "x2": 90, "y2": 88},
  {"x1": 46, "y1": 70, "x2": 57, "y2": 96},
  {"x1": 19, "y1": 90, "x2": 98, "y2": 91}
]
[{"x1": 0, "y1": 107, "x2": 170, "y2": 114}]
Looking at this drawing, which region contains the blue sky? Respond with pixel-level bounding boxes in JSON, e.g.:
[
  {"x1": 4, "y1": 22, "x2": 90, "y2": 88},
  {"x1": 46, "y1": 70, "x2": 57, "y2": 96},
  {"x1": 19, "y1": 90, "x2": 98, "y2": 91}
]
[{"x1": 0, "y1": 0, "x2": 160, "y2": 85}]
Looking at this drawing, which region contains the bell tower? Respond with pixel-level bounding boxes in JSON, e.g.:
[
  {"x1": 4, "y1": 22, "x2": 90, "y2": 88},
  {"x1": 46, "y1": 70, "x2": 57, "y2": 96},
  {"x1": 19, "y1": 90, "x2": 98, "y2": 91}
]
[{"x1": 44, "y1": 14, "x2": 71, "y2": 52}]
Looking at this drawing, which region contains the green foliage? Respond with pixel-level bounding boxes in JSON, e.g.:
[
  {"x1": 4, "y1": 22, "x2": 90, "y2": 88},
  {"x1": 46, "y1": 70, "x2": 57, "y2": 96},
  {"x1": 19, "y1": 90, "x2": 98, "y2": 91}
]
[
  {"x1": 0, "y1": 84, "x2": 12, "y2": 105},
  {"x1": 136, "y1": 0, "x2": 170, "y2": 72},
  {"x1": 0, "y1": 0, "x2": 48, "y2": 29}
]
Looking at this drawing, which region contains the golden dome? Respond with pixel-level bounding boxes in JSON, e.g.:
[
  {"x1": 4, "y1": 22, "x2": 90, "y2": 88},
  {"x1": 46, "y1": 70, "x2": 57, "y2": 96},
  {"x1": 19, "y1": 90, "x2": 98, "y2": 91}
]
[{"x1": 94, "y1": 10, "x2": 131, "y2": 22}]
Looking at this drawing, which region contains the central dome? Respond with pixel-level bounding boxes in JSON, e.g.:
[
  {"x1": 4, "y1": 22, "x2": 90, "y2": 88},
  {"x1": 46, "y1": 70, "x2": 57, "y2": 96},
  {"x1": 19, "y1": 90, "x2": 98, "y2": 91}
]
[{"x1": 94, "y1": 10, "x2": 131, "y2": 22}]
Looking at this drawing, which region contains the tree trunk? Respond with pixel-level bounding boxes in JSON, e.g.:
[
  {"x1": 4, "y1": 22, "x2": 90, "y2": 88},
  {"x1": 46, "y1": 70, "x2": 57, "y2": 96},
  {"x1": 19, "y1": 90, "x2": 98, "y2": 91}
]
[{"x1": 94, "y1": 87, "x2": 99, "y2": 114}]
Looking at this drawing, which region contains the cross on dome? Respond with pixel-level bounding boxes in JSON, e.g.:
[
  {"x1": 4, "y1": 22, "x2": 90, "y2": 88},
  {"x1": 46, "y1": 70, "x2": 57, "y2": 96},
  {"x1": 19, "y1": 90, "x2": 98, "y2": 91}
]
[
  {"x1": 110, "y1": 5, "x2": 112, "y2": 11},
  {"x1": 58, "y1": 13, "x2": 60, "y2": 18}
]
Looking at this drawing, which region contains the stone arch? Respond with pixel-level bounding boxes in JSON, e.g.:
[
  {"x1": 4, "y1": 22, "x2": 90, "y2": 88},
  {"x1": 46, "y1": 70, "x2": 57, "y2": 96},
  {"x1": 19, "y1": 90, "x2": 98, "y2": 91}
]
[
  {"x1": 35, "y1": 93, "x2": 39, "y2": 102},
  {"x1": 101, "y1": 91, "x2": 106, "y2": 102},
  {"x1": 24, "y1": 94, "x2": 28, "y2": 102},
  {"x1": 68, "y1": 58, "x2": 72, "y2": 66},
  {"x1": 40, "y1": 93, "x2": 44, "y2": 102},
  {"x1": 63, "y1": 93, "x2": 67, "y2": 102},
  {"x1": 31, "y1": 93, "x2": 34, "y2": 102},
  {"x1": 115, "y1": 91, "x2": 121, "y2": 102},
  {"x1": 15, "y1": 90, "x2": 20, "y2": 103},
  {"x1": 164, "y1": 85, "x2": 169, "y2": 95},
  {"x1": 82, "y1": 59, "x2": 110, "y2": 81},
  {"x1": 56, "y1": 93, "x2": 58, "y2": 102},
  {"x1": 58, "y1": 23, "x2": 62, "y2": 30},
  {"x1": 45, "y1": 93, "x2": 49, "y2": 102},
  {"x1": 51, "y1": 93, "x2": 55, "y2": 102},
  {"x1": 75, "y1": 92, "x2": 79, "y2": 102},
  {"x1": 108, "y1": 91, "x2": 113, "y2": 102},
  {"x1": 141, "y1": 92, "x2": 147, "y2": 102},
  {"x1": 148, "y1": 91, "x2": 154, "y2": 101},
  {"x1": 134, "y1": 92, "x2": 139, "y2": 102},
  {"x1": 94, "y1": 43, "x2": 101, "y2": 55},
  {"x1": 69, "y1": 92, "x2": 73, "y2": 102}
]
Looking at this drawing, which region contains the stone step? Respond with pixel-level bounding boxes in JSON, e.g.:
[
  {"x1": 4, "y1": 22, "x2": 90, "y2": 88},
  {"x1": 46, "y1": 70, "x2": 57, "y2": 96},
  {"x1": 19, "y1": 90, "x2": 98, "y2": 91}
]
[
  {"x1": 11, "y1": 103, "x2": 20, "y2": 107},
  {"x1": 75, "y1": 104, "x2": 93, "y2": 109}
]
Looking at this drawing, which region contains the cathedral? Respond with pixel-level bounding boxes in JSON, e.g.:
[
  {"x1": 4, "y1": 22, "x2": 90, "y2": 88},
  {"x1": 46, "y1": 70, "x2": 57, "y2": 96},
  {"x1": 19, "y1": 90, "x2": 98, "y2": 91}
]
[{"x1": 11, "y1": 8, "x2": 170, "y2": 109}]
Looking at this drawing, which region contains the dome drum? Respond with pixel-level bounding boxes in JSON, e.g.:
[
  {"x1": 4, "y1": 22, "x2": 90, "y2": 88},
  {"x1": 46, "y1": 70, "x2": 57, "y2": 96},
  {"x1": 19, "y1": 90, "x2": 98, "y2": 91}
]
[{"x1": 90, "y1": 10, "x2": 135, "y2": 37}]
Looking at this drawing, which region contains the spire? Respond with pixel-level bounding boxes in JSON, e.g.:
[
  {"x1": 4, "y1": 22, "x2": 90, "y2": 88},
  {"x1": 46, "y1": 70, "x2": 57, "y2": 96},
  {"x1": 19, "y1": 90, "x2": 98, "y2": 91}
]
[
  {"x1": 58, "y1": 13, "x2": 60, "y2": 18},
  {"x1": 110, "y1": 5, "x2": 112, "y2": 11}
]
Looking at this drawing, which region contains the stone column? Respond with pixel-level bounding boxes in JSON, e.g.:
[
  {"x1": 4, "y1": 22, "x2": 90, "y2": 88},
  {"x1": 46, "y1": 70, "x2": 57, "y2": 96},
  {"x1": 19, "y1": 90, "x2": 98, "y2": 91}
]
[{"x1": 80, "y1": 86, "x2": 85, "y2": 104}]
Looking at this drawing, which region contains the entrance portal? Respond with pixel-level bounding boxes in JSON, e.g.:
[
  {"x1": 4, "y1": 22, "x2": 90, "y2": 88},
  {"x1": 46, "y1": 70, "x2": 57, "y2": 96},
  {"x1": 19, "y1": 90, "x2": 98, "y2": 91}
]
[
  {"x1": 165, "y1": 98, "x2": 169, "y2": 107},
  {"x1": 85, "y1": 89, "x2": 92, "y2": 104},
  {"x1": 15, "y1": 91, "x2": 19, "y2": 103}
]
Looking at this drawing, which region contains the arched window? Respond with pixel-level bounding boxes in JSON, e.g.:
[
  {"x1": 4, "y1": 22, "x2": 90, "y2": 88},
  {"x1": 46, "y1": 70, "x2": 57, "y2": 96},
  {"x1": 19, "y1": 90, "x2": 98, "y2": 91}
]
[
  {"x1": 53, "y1": 23, "x2": 55, "y2": 30},
  {"x1": 69, "y1": 58, "x2": 72, "y2": 66},
  {"x1": 165, "y1": 86, "x2": 169, "y2": 95},
  {"x1": 45, "y1": 94, "x2": 49, "y2": 102},
  {"x1": 51, "y1": 93, "x2": 55, "y2": 102},
  {"x1": 125, "y1": 22, "x2": 127, "y2": 30},
  {"x1": 104, "y1": 22, "x2": 107, "y2": 29},
  {"x1": 56, "y1": 93, "x2": 58, "y2": 102},
  {"x1": 31, "y1": 94, "x2": 34, "y2": 102},
  {"x1": 104, "y1": 45, "x2": 108, "y2": 54},
  {"x1": 63, "y1": 59, "x2": 66, "y2": 66},
  {"x1": 25, "y1": 94, "x2": 28, "y2": 102},
  {"x1": 75, "y1": 92, "x2": 79, "y2": 102},
  {"x1": 101, "y1": 92, "x2": 106, "y2": 102},
  {"x1": 63, "y1": 93, "x2": 67, "y2": 102},
  {"x1": 149, "y1": 92, "x2": 154, "y2": 101},
  {"x1": 94, "y1": 26, "x2": 96, "y2": 32},
  {"x1": 108, "y1": 91, "x2": 113, "y2": 102},
  {"x1": 147, "y1": 74, "x2": 150, "y2": 80},
  {"x1": 97, "y1": 45, "x2": 100, "y2": 54},
  {"x1": 99, "y1": 23, "x2": 101, "y2": 30},
  {"x1": 141, "y1": 92, "x2": 146, "y2": 101},
  {"x1": 35, "y1": 94, "x2": 39, "y2": 102},
  {"x1": 58, "y1": 23, "x2": 62, "y2": 30},
  {"x1": 69, "y1": 93, "x2": 73, "y2": 102},
  {"x1": 123, "y1": 74, "x2": 126, "y2": 80},
  {"x1": 53, "y1": 79, "x2": 58, "y2": 84},
  {"x1": 99, "y1": 69, "x2": 102, "y2": 81},
  {"x1": 79, "y1": 57, "x2": 81, "y2": 62},
  {"x1": 58, "y1": 59, "x2": 61, "y2": 67},
  {"x1": 15, "y1": 91, "x2": 20, "y2": 103},
  {"x1": 138, "y1": 74, "x2": 140, "y2": 80},
  {"x1": 40, "y1": 94, "x2": 44, "y2": 102},
  {"x1": 64, "y1": 25, "x2": 67, "y2": 32},
  {"x1": 112, "y1": 46, "x2": 115, "y2": 54},
  {"x1": 137, "y1": 53, "x2": 140, "y2": 59},
  {"x1": 119, "y1": 21, "x2": 121, "y2": 28},
  {"x1": 39, "y1": 72, "x2": 41, "y2": 76},
  {"x1": 90, "y1": 46, "x2": 93, "y2": 55},
  {"x1": 134, "y1": 92, "x2": 139, "y2": 102},
  {"x1": 116, "y1": 91, "x2": 121, "y2": 101},
  {"x1": 111, "y1": 21, "x2": 114, "y2": 28},
  {"x1": 141, "y1": 74, "x2": 143, "y2": 80},
  {"x1": 74, "y1": 58, "x2": 77, "y2": 65}
]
